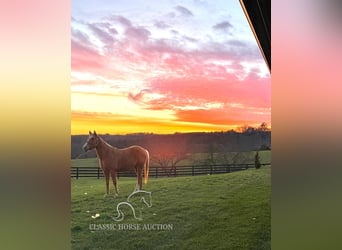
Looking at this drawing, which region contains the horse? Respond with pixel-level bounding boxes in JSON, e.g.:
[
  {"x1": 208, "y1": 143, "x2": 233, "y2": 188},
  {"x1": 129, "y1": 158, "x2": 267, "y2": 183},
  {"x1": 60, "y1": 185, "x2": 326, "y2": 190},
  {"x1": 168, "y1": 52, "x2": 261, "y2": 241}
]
[
  {"x1": 112, "y1": 190, "x2": 152, "y2": 221},
  {"x1": 82, "y1": 130, "x2": 150, "y2": 197}
]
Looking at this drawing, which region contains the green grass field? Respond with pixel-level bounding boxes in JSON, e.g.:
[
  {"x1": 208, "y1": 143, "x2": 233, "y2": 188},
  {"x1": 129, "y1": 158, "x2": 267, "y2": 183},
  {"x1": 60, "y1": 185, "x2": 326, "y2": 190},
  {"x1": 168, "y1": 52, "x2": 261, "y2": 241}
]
[{"x1": 71, "y1": 167, "x2": 270, "y2": 249}]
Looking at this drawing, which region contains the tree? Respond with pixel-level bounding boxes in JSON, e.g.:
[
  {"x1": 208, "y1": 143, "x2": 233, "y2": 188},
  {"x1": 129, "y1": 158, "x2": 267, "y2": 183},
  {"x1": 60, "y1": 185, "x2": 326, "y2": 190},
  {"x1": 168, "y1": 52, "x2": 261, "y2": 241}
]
[
  {"x1": 257, "y1": 122, "x2": 271, "y2": 150},
  {"x1": 221, "y1": 150, "x2": 250, "y2": 172},
  {"x1": 148, "y1": 136, "x2": 188, "y2": 176},
  {"x1": 255, "y1": 151, "x2": 261, "y2": 169},
  {"x1": 257, "y1": 122, "x2": 269, "y2": 132},
  {"x1": 205, "y1": 143, "x2": 221, "y2": 166}
]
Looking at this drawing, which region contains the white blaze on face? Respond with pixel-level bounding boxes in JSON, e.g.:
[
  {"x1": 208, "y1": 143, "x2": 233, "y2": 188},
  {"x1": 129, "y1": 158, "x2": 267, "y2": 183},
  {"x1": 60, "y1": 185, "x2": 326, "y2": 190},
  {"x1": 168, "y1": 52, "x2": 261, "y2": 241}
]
[{"x1": 82, "y1": 141, "x2": 90, "y2": 151}]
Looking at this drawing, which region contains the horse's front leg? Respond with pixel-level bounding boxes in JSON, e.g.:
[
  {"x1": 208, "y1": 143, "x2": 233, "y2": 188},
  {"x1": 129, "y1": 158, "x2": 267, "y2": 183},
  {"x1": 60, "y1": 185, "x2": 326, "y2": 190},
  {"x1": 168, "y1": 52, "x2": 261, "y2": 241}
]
[
  {"x1": 111, "y1": 171, "x2": 119, "y2": 197},
  {"x1": 104, "y1": 169, "x2": 110, "y2": 198}
]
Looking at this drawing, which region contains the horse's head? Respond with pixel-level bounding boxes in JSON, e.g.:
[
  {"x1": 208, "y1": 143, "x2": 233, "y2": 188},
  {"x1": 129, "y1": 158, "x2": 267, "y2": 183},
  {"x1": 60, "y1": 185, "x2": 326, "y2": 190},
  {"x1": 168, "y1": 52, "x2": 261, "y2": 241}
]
[{"x1": 82, "y1": 130, "x2": 99, "y2": 152}]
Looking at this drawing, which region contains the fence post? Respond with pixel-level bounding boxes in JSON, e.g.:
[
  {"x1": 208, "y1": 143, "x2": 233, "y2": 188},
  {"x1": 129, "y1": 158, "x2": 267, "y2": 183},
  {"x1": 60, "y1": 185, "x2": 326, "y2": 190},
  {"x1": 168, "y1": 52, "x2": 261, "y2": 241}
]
[
  {"x1": 155, "y1": 167, "x2": 158, "y2": 178},
  {"x1": 97, "y1": 168, "x2": 100, "y2": 179},
  {"x1": 192, "y1": 166, "x2": 194, "y2": 176},
  {"x1": 76, "y1": 167, "x2": 79, "y2": 179},
  {"x1": 210, "y1": 165, "x2": 213, "y2": 175}
]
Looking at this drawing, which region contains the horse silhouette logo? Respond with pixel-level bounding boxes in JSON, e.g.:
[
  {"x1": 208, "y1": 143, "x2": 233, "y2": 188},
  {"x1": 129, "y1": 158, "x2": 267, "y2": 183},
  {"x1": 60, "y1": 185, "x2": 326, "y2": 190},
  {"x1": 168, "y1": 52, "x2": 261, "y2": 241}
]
[{"x1": 112, "y1": 190, "x2": 152, "y2": 221}]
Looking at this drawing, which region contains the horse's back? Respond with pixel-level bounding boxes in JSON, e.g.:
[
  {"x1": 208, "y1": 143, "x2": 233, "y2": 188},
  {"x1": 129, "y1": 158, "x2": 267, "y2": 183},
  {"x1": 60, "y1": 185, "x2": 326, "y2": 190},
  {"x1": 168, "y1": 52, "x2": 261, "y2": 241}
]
[
  {"x1": 122, "y1": 145, "x2": 146, "y2": 155},
  {"x1": 117, "y1": 146, "x2": 148, "y2": 168}
]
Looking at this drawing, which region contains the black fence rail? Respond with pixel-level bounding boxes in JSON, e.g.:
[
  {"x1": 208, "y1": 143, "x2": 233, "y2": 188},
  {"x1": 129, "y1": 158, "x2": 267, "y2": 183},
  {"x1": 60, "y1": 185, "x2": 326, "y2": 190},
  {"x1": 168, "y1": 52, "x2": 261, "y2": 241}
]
[{"x1": 71, "y1": 163, "x2": 271, "y2": 179}]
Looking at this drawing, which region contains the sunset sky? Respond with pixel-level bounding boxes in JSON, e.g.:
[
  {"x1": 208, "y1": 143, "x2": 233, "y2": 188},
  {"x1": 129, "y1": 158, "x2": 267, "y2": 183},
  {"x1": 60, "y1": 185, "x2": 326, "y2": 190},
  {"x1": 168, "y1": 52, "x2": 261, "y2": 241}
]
[{"x1": 71, "y1": 0, "x2": 270, "y2": 135}]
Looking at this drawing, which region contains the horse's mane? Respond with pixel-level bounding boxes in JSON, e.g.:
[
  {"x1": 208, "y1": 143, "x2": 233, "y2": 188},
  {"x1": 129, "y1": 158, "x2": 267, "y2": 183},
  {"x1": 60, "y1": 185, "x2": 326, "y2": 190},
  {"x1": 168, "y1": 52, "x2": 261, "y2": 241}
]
[{"x1": 98, "y1": 136, "x2": 117, "y2": 150}]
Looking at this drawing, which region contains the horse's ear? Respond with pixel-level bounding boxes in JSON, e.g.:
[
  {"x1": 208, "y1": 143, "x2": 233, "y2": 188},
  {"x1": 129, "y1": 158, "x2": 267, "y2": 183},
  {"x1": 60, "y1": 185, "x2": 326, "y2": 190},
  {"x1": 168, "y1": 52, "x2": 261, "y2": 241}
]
[
  {"x1": 93, "y1": 130, "x2": 97, "y2": 136},
  {"x1": 89, "y1": 131, "x2": 92, "y2": 135}
]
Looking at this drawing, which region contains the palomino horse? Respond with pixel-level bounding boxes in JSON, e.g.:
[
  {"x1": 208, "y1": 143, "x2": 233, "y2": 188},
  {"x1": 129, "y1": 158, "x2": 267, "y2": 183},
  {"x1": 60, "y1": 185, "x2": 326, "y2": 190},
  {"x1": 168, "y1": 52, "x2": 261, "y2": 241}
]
[{"x1": 82, "y1": 131, "x2": 150, "y2": 197}]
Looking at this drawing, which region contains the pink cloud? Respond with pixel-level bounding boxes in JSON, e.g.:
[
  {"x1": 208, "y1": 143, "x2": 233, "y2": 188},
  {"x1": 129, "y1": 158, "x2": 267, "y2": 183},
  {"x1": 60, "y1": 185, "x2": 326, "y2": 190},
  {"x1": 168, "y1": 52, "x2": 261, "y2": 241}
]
[
  {"x1": 131, "y1": 74, "x2": 271, "y2": 126},
  {"x1": 147, "y1": 75, "x2": 270, "y2": 108},
  {"x1": 71, "y1": 39, "x2": 107, "y2": 71}
]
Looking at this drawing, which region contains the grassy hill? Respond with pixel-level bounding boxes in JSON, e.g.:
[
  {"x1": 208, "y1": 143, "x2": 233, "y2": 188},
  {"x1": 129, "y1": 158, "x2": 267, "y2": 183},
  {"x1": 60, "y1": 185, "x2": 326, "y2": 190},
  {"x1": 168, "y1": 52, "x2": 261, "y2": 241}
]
[{"x1": 71, "y1": 167, "x2": 271, "y2": 249}]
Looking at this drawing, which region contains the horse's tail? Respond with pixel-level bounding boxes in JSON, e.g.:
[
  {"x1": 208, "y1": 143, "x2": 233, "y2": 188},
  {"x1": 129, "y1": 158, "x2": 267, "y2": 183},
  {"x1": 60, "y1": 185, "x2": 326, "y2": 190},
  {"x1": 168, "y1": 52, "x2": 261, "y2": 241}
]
[{"x1": 144, "y1": 149, "x2": 150, "y2": 184}]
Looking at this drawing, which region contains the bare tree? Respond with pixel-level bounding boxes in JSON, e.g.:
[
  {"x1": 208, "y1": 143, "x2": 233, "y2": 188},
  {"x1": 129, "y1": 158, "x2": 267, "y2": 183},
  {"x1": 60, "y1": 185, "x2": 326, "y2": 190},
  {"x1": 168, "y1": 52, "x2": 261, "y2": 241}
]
[
  {"x1": 148, "y1": 136, "x2": 188, "y2": 176},
  {"x1": 257, "y1": 122, "x2": 269, "y2": 131},
  {"x1": 222, "y1": 150, "x2": 250, "y2": 172}
]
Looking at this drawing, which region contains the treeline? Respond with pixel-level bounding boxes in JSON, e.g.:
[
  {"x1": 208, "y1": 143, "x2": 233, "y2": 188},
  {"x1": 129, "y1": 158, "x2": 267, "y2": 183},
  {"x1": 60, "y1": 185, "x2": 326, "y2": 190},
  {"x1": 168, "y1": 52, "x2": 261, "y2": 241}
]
[{"x1": 71, "y1": 125, "x2": 271, "y2": 160}]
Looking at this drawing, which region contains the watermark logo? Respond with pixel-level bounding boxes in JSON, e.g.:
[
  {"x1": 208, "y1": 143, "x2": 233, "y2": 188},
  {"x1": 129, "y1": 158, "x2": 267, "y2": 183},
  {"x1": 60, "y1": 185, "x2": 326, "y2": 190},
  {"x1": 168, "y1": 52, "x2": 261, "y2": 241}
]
[
  {"x1": 88, "y1": 190, "x2": 174, "y2": 232},
  {"x1": 89, "y1": 223, "x2": 173, "y2": 232},
  {"x1": 112, "y1": 190, "x2": 152, "y2": 222}
]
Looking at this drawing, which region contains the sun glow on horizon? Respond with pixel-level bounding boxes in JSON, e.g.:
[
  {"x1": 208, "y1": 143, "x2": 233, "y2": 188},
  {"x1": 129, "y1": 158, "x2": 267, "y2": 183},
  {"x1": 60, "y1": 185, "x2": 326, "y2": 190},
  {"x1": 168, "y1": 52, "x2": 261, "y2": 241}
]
[{"x1": 71, "y1": 111, "x2": 239, "y2": 135}]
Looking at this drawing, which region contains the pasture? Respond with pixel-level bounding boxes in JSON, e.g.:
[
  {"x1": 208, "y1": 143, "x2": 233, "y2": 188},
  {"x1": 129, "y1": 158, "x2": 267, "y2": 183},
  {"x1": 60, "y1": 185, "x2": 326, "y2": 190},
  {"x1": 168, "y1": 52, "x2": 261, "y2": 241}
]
[{"x1": 71, "y1": 167, "x2": 271, "y2": 249}]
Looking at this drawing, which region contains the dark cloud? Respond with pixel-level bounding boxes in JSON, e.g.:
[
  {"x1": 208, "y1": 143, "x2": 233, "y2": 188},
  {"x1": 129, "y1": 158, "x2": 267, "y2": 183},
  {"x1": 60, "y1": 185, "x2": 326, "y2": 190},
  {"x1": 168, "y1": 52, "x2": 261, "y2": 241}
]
[
  {"x1": 183, "y1": 35, "x2": 198, "y2": 43},
  {"x1": 108, "y1": 28, "x2": 118, "y2": 35},
  {"x1": 125, "y1": 26, "x2": 151, "y2": 41},
  {"x1": 128, "y1": 89, "x2": 150, "y2": 103},
  {"x1": 146, "y1": 38, "x2": 183, "y2": 54},
  {"x1": 71, "y1": 28, "x2": 91, "y2": 45},
  {"x1": 107, "y1": 15, "x2": 151, "y2": 42},
  {"x1": 111, "y1": 15, "x2": 132, "y2": 27},
  {"x1": 154, "y1": 21, "x2": 170, "y2": 29},
  {"x1": 87, "y1": 23, "x2": 115, "y2": 44},
  {"x1": 227, "y1": 39, "x2": 247, "y2": 47},
  {"x1": 94, "y1": 22, "x2": 118, "y2": 35},
  {"x1": 170, "y1": 29, "x2": 179, "y2": 35},
  {"x1": 175, "y1": 5, "x2": 193, "y2": 17},
  {"x1": 213, "y1": 21, "x2": 233, "y2": 32}
]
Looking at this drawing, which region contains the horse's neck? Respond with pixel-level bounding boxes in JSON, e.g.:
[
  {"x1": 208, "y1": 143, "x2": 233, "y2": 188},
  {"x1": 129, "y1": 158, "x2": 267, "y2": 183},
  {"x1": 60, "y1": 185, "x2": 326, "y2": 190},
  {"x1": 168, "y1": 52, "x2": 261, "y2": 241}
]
[{"x1": 95, "y1": 138, "x2": 116, "y2": 158}]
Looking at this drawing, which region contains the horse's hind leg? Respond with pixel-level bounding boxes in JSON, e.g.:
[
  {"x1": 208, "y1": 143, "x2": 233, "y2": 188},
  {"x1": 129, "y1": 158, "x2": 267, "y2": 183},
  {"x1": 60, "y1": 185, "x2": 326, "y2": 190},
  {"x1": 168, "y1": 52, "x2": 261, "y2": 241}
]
[
  {"x1": 137, "y1": 167, "x2": 143, "y2": 190},
  {"x1": 111, "y1": 171, "x2": 119, "y2": 197}
]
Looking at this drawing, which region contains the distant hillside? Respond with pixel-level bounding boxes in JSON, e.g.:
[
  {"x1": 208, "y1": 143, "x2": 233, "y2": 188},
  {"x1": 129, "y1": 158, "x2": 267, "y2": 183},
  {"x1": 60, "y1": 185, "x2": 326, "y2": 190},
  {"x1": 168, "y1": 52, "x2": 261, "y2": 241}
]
[{"x1": 71, "y1": 130, "x2": 271, "y2": 159}]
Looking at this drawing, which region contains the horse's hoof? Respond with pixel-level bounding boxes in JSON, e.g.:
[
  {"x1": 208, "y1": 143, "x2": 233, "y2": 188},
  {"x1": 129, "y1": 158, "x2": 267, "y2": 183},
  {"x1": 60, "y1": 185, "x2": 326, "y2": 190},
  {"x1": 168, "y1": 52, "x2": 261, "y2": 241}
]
[{"x1": 113, "y1": 194, "x2": 119, "y2": 198}]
